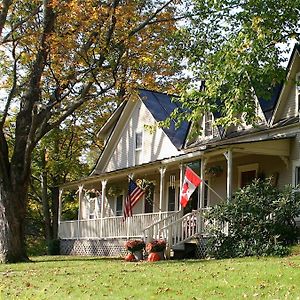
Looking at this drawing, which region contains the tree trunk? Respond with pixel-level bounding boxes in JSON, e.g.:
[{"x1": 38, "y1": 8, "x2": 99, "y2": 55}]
[
  {"x1": 51, "y1": 186, "x2": 59, "y2": 239},
  {"x1": 0, "y1": 178, "x2": 29, "y2": 263}
]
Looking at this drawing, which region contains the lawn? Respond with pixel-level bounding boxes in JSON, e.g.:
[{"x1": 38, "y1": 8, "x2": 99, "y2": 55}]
[{"x1": 0, "y1": 252, "x2": 300, "y2": 299}]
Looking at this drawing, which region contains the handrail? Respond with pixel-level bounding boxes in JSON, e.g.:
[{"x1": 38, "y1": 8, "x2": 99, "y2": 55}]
[{"x1": 142, "y1": 210, "x2": 181, "y2": 231}]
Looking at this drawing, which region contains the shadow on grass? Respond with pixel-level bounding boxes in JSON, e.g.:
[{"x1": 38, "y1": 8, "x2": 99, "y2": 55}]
[{"x1": 31, "y1": 255, "x2": 124, "y2": 263}]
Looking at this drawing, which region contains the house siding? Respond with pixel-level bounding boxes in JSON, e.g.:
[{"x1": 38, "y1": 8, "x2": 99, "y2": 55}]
[
  {"x1": 105, "y1": 100, "x2": 181, "y2": 172},
  {"x1": 273, "y1": 54, "x2": 300, "y2": 123}
]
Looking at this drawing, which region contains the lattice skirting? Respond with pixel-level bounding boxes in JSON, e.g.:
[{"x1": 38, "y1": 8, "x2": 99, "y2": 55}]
[
  {"x1": 195, "y1": 237, "x2": 208, "y2": 259},
  {"x1": 60, "y1": 239, "x2": 128, "y2": 257}
]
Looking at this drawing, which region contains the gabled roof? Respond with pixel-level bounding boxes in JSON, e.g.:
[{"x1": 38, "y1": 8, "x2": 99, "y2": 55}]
[
  {"x1": 271, "y1": 43, "x2": 300, "y2": 124},
  {"x1": 258, "y1": 83, "x2": 283, "y2": 122},
  {"x1": 139, "y1": 89, "x2": 190, "y2": 149}
]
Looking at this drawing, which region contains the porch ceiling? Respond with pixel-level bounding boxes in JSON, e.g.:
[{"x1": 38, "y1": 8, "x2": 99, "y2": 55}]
[{"x1": 229, "y1": 139, "x2": 290, "y2": 157}]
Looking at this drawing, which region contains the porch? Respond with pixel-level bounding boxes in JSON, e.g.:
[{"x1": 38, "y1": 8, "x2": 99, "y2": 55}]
[{"x1": 58, "y1": 136, "x2": 293, "y2": 256}]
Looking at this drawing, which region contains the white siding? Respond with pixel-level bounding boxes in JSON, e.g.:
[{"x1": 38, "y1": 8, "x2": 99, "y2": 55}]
[
  {"x1": 280, "y1": 85, "x2": 297, "y2": 119},
  {"x1": 273, "y1": 54, "x2": 300, "y2": 123},
  {"x1": 104, "y1": 101, "x2": 181, "y2": 172}
]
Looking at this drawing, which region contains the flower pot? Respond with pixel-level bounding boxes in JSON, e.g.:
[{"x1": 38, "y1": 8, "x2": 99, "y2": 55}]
[
  {"x1": 125, "y1": 253, "x2": 135, "y2": 262},
  {"x1": 133, "y1": 250, "x2": 143, "y2": 261},
  {"x1": 148, "y1": 252, "x2": 161, "y2": 262}
]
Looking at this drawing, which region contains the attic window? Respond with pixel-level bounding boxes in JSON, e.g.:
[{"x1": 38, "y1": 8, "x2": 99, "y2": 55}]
[
  {"x1": 203, "y1": 112, "x2": 213, "y2": 137},
  {"x1": 135, "y1": 131, "x2": 143, "y2": 150},
  {"x1": 135, "y1": 131, "x2": 143, "y2": 165}
]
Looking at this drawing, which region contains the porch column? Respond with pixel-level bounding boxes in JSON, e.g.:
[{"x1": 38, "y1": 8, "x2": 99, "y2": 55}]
[
  {"x1": 100, "y1": 180, "x2": 107, "y2": 238},
  {"x1": 159, "y1": 166, "x2": 166, "y2": 219},
  {"x1": 77, "y1": 185, "x2": 84, "y2": 239},
  {"x1": 58, "y1": 188, "x2": 63, "y2": 238},
  {"x1": 200, "y1": 158, "x2": 207, "y2": 208},
  {"x1": 224, "y1": 149, "x2": 233, "y2": 202},
  {"x1": 179, "y1": 163, "x2": 185, "y2": 210}
]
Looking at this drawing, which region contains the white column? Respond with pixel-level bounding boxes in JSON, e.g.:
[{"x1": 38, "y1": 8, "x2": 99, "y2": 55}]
[
  {"x1": 224, "y1": 149, "x2": 233, "y2": 202},
  {"x1": 178, "y1": 163, "x2": 185, "y2": 211},
  {"x1": 100, "y1": 180, "x2": 107, "y2": 238},
  {"x1": 77, "y1": 185, "x2": 84, "y2": 238},
  {"x1": 159, "y1": 166, "x2": 166, "y2": 219},
  {"x1": 200, "y1": 158, "x2": 207, "y2": 209}
]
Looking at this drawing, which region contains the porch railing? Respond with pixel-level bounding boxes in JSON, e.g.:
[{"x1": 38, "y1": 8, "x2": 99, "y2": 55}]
[
  {"x1": 143, "y1": 208, "x2": 216, "y2": 256},
  {"x1": 59, "y1": 211, "x2": 174, "y2": 239}
]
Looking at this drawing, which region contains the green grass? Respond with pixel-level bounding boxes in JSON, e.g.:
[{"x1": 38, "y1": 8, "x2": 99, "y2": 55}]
[{"x1": 0, "y1": 252, "x2": 300, "y2": 299}]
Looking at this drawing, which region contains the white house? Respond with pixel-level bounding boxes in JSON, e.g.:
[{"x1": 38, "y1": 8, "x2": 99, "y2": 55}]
[{"x1": 58, "y1": 44, "x2": 300, "y2": 257}]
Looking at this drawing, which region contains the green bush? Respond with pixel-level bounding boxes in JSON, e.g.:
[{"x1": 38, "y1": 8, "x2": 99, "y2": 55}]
[{"x1": 206, "y1": 179, "x2": 300, "y2": 258}]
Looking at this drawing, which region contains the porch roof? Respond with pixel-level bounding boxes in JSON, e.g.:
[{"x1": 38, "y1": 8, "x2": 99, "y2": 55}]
[{"x1": 60, "y1": 133, "x2": 295, "y2": 190}]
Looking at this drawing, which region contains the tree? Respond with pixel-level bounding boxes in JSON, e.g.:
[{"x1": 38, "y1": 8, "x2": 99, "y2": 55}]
[
  {"x1": 175, "y1": 0, "x2": 300, "y2": 128},
  {"x1": 0, "y1": 0, "x2": 183, "y2": 263},
  {"x1": 28, "y1": 103, "x2": 108, "y2": 254}
]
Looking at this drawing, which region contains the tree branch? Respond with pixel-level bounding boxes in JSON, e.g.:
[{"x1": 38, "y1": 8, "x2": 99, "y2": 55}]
[{"x1": 0, "y1": 0, "x2": 12, "y2": 38}]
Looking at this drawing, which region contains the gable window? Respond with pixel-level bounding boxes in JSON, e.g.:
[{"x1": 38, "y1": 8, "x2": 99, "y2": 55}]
[
  {"x1": 135, "y1": 131, "x2": 143, "y2": 165},
  {"x1": 238, "y1": 163, "x2": 259, "y2": 188},
  {"x1": 203, "y1": 112, "x2": 213, "y2": 137},
  {"x1": 116, "y1": 195, "x2": 123, "y2": 216}
]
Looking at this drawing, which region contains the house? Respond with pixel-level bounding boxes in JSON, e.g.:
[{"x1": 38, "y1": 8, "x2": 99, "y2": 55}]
[{"x1": 59, "y1": 44, "x2": 300, "y2": 258}]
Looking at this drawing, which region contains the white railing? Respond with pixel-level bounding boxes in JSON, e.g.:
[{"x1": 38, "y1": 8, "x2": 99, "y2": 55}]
[
  {"x1": 142, "y1": 210, "x2": 183, "y2": 243},
  {"x1": 142, "y1": 208, "x2": 212, "y2": 255},
  {"x1": 160, "y1": 209, "x2": 210, "y2": 249},
  {"x1": 59, "y1": 211, "x2": 173, "y2": 239}
]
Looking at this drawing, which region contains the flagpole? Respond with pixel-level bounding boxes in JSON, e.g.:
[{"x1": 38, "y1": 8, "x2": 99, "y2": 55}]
[{"x1": 202, "y1": 180, "x2": 224, "y2": 202}]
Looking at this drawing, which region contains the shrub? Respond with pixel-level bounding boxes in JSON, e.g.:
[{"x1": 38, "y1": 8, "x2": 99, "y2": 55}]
[{"x1": 206, "y1": 179, "x2": 300, "y2": 258}]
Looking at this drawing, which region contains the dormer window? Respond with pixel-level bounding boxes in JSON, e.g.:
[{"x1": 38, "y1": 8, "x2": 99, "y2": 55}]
[
  {"x1": 135, "y1": 131, "x2": 143, "y2": 165},
  {"x1": 203, "y1": 112, "x2": 213, "y2": 137}
]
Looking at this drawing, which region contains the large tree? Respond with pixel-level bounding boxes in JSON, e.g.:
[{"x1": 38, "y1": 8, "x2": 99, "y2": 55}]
[
  {"x1": 0, "y1": 0, "x2": 183, "y2": 263},
  {"x1": 176, "y1": 0, "x2": 300, "y2": 128}
]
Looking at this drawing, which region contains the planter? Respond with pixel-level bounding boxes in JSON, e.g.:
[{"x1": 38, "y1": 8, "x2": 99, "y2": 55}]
[
  {"x1": 148, "y1": 251, "x2": 165, "y2": 262},
  {"x1": 133, "y1": 250, "x2": 143, "y2": 261}
]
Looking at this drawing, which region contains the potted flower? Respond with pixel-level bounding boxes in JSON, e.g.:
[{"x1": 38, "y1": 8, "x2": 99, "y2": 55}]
[
  {"x1": 146, "y1": 239, "x2": 166, "y2": 261},
  {"x1": 124, "y1": 239, "x2": 145, "y2": 261}
]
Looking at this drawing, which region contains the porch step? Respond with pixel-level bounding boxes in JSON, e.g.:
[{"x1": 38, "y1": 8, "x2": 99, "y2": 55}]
[{"x1": 170, "y1": 236, "x2": 208, "y2": 259}]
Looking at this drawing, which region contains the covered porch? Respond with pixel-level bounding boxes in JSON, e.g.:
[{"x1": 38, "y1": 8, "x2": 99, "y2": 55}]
[{"x1": 58, "y1": 136, "x2": 292, "y2": 255}]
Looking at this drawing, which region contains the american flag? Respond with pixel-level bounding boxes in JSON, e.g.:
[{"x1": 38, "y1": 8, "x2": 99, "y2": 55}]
[{"x1": 123, "y1": 179, "x2": 145, "y2": 220}]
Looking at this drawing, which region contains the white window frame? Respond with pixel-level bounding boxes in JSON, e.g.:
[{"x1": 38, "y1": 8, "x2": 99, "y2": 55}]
[
  {"x1": 143, "y1": 186, "x2": 154, "y2": 214},
  {"x1": 115, "y1": 194, "x2": 124, "y2": 216},
  {"x1": 203, "y1": 112, "x2": 214, "y2": 138},
  {"x1": 296, "y1": 72, "x2": 300, "y2": 113},
  {"x1": 238, "y1": 163, "x2": 259, "y2": 188},
  {"x1": 202, "y1": 179, "x2": 210, "y2": 208},
  {"x1": 134, "y1": 130, "x2": 143, "y2": 165},
  {"x1": 292, "y1": 159, "x2": 300, "y2": 187},
  {"x1": 167, "y1": 180, "x2": 180, "y2": 212}
]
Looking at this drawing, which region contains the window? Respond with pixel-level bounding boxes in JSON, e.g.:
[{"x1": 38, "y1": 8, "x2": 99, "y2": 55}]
[
  {"x1": 135, "y1": 131, "x2": 143, "y2": 165},
  {"x1": 203, "y1": 113, "x2": 213, "y2": 136},
  {"x1": 295, "y1": 167, "x2": 300, "y2": 186},
  {"x1": 292, "y1": 160, "x2": 300, "y2": 186},
  {"x1": 238, "y1": 163, "x2": 259, "y2": 188},
  {"x1": 203, "y1": 180, "x2": 209, "y2": 207},
  {"x1": 168, "y1": 186, "x2": 176, "y2": 211},
  {"x1": 116, "y1": 195, "x2": 123, "y2": 216},
  {"x1": 144, "y1": 183, "x2": 154, "y2": 213}
]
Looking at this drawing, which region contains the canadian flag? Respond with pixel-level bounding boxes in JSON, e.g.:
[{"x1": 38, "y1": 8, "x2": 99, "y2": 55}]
[{"x1": 180, "y1": 166, "x2": 202, "y2": 208}]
